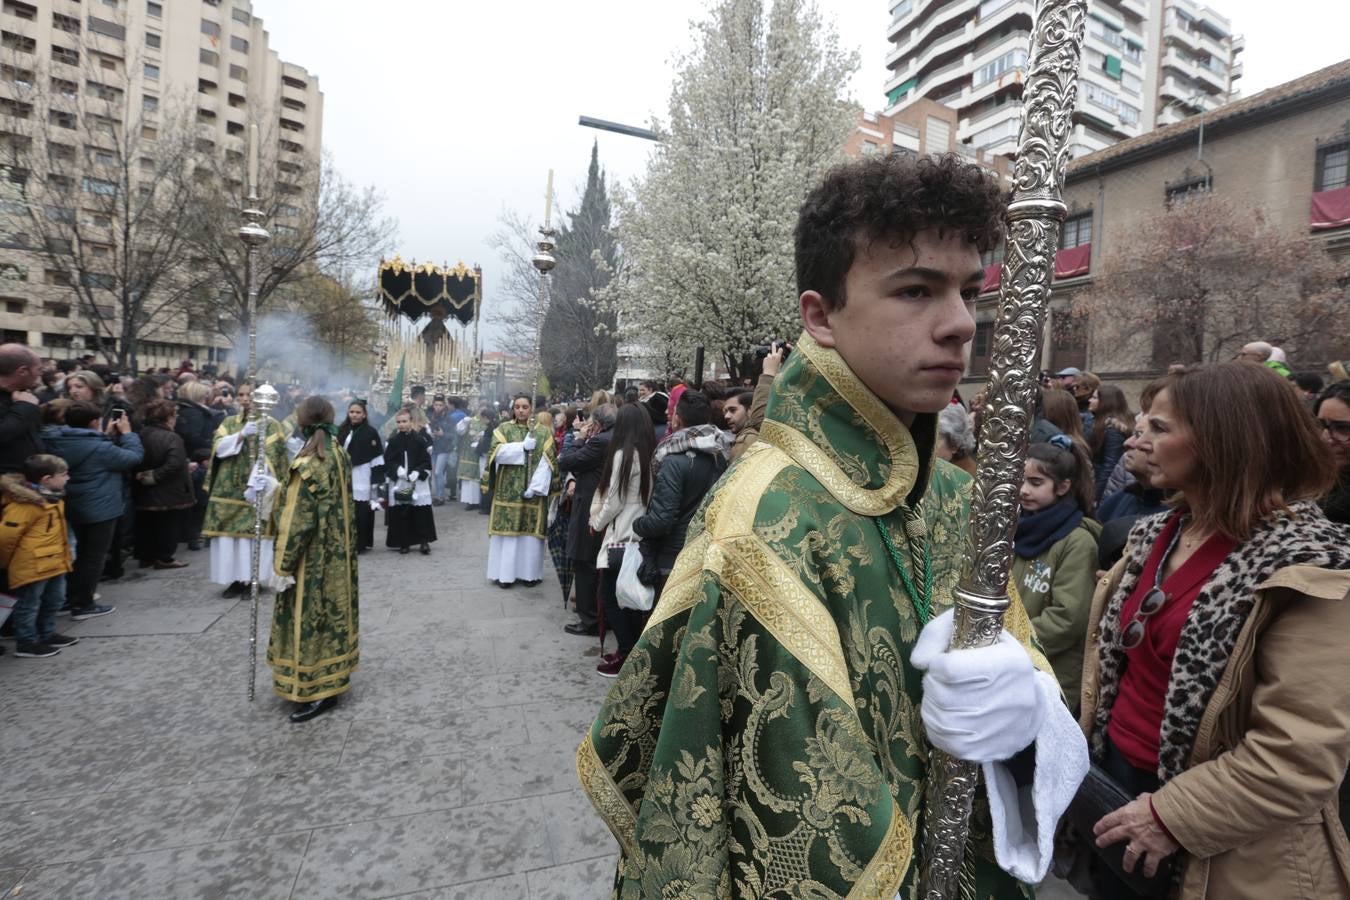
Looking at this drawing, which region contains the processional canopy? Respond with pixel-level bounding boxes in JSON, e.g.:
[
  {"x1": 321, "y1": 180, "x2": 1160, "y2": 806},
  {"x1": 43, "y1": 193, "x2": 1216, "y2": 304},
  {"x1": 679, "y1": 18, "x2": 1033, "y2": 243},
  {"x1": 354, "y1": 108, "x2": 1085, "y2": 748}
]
[{"x1": 378, "y1": 256, "x2": 482, "y2": 326}]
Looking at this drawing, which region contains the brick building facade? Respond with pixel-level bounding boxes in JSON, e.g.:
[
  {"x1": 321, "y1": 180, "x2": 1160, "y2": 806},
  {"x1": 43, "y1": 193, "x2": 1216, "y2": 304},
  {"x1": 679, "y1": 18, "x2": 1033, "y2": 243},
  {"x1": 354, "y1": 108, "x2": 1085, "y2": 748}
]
[{"x1": 966, "y1": 58, "x2": 1350, "y2": 391}]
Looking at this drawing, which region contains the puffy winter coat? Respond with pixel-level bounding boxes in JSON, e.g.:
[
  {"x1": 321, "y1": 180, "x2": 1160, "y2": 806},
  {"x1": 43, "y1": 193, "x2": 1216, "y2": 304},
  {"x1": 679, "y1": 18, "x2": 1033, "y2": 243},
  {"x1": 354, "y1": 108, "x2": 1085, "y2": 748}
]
[
  {"x1": 633, "y1": 442, "x2": 726, "y2": 573},
  {"x1": 0, "y1": 473, "x2": 73, "y2": 589},
  {"x1": 42, "y1": 426, "x2": 144, "y2": 524}
]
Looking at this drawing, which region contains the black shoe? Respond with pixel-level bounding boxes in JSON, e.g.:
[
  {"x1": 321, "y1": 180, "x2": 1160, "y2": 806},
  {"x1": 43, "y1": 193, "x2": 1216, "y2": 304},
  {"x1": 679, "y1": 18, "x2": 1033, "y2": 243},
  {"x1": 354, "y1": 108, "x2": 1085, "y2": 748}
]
[
  {"x1": 15, "y1": 642, "x2": 61, "y2": 658},
  {"x1": 69, "y1": 604, "x2": 115, "y2": 621},
  {"x1": 419, "y1": 543, "x2": 430, "y2": 555},
  {"x1": 187, "y1": 539, "x2": 202, "y2": 551},
  {"x1": 289, "y1": 696, "x2": 338, "y2": 723},
  {"x1": 496, "y1": 580, "x2": 514, "y2": 589},
  {"x1": 432, "y1": 499, "x2": 445, "y2": 507},
  {"x1": 221, "y1": 581, "x2": 246, "y2": 598},
  {"x1": 399, "y1": 546, "x2": 410, "y2": 555},
  {"x1": 45, "y1": 632, "x2": 80, "y2": 648},
  {"x1": 357, "y1": 546, "x2": 368, "y2": 555},
  {"x1": 523, "y1": 579, "x2": 542, "y2": 587},
  {"x1": 564, "y1": 622, "x2": 598, "y2": 637}
]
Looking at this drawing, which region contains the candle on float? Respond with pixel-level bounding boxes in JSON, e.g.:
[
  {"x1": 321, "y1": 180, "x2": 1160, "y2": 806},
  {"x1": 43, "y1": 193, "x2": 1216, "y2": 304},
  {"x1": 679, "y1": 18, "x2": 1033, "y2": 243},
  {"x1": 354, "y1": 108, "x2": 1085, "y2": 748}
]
[{"x1": 247, "y1": 124, "x2": 259, "y2": 195}]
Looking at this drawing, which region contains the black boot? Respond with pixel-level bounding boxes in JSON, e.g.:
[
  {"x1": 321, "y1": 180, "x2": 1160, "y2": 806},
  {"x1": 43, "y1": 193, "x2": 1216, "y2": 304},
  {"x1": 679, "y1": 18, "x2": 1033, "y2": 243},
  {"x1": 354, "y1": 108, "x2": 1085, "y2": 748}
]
[
  {"x1": 289, "y1": 696, "x2": 338, "y2": 723},
  {"x1": 399, "y1": 546, "x2": 410, "y2": 555},
  {"x1": 419, "y1": 543, "x2": 430, "y2": 555}
]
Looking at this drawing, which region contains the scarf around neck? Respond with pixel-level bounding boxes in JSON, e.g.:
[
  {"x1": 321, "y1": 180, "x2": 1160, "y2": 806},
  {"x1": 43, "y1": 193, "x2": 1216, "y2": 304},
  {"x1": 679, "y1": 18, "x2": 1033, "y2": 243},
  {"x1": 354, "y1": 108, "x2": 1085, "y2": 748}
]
[
  {"x1": 1015, "y1": 497, "x2": 1084, "y2": 559},
  {"x1": 653, "y1": 423, "x2": 731, "y2": 470}
]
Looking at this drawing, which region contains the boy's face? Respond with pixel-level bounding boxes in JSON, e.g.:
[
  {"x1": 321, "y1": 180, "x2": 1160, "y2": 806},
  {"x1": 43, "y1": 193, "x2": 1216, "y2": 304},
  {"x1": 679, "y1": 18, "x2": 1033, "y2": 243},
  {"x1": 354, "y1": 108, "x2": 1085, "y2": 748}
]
[
  {"x1": 43, "y1": 471, "x2": 70, "y2": 491},
  {"x1": 801, "y1": 227, "x2": 982, "y2": 426}
]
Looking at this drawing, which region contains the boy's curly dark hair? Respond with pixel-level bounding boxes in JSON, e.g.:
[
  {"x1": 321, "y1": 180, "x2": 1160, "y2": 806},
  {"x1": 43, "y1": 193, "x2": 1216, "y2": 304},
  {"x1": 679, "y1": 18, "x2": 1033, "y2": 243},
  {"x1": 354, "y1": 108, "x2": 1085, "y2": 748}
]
[{"x1": 795, "y1": 153, "x2": 1006, "y2": 309}]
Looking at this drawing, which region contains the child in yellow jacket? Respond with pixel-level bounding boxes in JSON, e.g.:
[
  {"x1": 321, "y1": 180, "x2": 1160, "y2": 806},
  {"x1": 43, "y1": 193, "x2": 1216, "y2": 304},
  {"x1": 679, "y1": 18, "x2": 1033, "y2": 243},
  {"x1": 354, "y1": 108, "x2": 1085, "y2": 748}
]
[{"x1": 0, "y1": 454, "x2": 76, "y2": 658}]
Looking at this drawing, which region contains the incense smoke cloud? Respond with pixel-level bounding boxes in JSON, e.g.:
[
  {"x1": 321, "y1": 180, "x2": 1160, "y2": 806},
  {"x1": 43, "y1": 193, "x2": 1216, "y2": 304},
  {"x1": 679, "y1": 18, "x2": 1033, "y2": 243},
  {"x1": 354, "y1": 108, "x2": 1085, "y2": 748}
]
[{"x1": 240, "y1": 312, "x2": 372, "y2": 399}]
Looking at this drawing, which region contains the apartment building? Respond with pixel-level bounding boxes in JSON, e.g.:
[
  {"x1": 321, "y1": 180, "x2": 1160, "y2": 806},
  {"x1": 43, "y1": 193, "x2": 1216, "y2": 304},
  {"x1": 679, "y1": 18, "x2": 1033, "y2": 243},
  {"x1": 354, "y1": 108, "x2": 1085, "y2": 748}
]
[
  {"x1": 845, "y1": 98, "x2": 1014, "y2": 183},
  {"x1": 0, "y1": 0, "x2": 322, "y2": 371},
  {"x1": 882, "y1": 0, "x2": 1241, "y2": 160}
]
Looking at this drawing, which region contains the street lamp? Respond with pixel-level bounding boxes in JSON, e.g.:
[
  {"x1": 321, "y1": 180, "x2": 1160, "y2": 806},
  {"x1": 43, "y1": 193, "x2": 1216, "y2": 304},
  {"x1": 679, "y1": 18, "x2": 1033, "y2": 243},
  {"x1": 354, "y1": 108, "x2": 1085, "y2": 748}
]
[{"x1": 578, "y1": 116, "x2": 661, "y2": 143}]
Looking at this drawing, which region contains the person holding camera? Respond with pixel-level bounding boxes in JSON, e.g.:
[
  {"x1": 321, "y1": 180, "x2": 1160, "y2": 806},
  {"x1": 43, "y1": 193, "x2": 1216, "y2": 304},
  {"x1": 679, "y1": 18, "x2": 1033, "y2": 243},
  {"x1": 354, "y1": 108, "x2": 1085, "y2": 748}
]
[
  {"x1": 43, "y1": 400, "x2": 143, "y2": 619},
  {"x1": 383, "y1": 409, "x2": 435, "y2": 555},
  {"x1": 727, "y1": 343, "x2": 786, "y2": 465}
]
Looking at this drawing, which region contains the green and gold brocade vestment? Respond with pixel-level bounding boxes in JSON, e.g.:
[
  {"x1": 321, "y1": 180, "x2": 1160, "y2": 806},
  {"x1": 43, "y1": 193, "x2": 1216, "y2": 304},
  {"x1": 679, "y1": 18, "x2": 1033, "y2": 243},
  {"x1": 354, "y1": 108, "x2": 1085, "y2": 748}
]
[
  {"x1": 202, "y1": 414, "x2": 290, "y2": 539},
  {"x1": 482, "y1": 422, "x2": 558, "y2": 539},
  {"x1": 457, "y1": 416, "x2": 485, "y2": 482},
  {"x1": 268, "y1": 444, "x2": 360, "y2": 702},
  {"x1": 578, "y1": 334, "x2": 1051, "y2": 899}
]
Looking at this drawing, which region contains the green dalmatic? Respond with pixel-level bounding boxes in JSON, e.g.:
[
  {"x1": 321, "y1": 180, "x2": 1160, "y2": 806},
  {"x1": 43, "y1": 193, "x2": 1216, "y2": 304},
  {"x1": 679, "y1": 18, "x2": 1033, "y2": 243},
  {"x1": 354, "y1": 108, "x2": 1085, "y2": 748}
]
[{"x1": 578, "y1": 335, "x2": 1049, "y2": 899}]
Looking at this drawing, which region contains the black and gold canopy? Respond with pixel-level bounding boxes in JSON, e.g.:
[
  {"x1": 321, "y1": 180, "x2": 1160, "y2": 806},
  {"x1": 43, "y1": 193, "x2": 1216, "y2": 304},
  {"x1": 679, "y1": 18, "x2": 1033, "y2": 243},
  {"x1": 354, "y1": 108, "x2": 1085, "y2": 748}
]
[{"x1": 378, "y1": 256, "x2": 481, "y2": 326}]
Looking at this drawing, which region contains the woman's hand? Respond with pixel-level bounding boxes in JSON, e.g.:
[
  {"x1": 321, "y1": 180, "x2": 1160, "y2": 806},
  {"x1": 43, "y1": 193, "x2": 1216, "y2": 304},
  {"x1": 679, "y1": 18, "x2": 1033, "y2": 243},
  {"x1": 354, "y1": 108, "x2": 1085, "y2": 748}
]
[{"x1": 1094, "y1": 792, "x2": 1181, "y2": 878}]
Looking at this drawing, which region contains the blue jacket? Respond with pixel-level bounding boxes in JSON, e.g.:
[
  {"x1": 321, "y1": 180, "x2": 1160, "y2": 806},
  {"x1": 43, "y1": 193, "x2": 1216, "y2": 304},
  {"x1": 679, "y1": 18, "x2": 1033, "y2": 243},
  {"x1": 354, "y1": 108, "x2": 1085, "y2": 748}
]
[
  {"x1": 1096, "y1": 484, "x2": 1169, "y2": 524},
  {"x1": 43, "y1": 426, "x2": 144, "y2": 524}
]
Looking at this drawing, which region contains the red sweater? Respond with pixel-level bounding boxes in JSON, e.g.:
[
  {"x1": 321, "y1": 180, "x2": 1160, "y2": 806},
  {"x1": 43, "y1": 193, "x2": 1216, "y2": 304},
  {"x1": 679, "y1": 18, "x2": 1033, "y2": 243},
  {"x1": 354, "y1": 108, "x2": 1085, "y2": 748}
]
[{"x1": 1107, "y1": 513, "x2": 1236, "y2": 771}]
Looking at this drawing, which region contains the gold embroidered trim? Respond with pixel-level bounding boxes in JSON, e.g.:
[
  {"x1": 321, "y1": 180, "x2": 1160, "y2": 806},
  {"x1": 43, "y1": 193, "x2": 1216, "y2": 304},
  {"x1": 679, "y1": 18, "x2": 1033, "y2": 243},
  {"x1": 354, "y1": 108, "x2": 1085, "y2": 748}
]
[
  {"x1": 762, "y1": 336, "x2": 918, "y2": 516},
  {"x1": 647, "y1": 446, "x2": 789, "y2": 631},
  {"x1": 576, "y1": 732, "x2": 639, "y2": 859},
  {"x1": 847, "y1": 799, "x2": 915, "y2": 899},
  {"x1": 721, "y1": 534, "x2": 856, "y2": 712},
  {"x1": 643, "y1": 530, "x2": 710, "y2": 633}
]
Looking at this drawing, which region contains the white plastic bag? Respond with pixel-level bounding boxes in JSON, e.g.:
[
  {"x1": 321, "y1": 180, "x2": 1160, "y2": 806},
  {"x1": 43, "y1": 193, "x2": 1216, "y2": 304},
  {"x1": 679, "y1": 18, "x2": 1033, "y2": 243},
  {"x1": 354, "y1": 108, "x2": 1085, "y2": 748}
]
[{"x1": 616, "y1": 542, "x2": 655, "y2": 612}]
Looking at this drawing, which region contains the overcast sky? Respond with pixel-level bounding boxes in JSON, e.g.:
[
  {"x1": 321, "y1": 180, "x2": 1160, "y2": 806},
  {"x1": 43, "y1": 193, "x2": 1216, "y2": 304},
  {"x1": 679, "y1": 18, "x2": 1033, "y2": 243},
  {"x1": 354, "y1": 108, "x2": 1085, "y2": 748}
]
[{"x1": 250, "y1": 0, "x2": 1347, "y2": 352}]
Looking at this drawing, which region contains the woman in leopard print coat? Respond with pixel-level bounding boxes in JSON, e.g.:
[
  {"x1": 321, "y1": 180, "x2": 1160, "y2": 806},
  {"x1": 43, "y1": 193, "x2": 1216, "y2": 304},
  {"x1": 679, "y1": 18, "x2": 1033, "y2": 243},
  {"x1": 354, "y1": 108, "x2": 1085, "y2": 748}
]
[{"x1": 1078, "y1": 362, "x2": 1350, "y2": 900}]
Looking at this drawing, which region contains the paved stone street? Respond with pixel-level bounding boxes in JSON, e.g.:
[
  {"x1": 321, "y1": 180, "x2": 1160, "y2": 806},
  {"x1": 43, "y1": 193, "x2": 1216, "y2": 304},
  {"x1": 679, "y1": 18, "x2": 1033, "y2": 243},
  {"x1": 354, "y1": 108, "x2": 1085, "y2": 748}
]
[
  {"x1": 1, "y1": 503, "x2": 617, "y2": 899},
  {"x1": 1, "y1": 501, "x2": 1083, "y2": 899}
]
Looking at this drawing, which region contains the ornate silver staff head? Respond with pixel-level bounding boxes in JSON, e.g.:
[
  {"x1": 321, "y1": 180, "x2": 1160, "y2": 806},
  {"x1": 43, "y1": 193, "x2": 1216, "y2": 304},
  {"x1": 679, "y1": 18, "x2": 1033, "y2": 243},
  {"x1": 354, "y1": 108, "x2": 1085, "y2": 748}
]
[{"x1": 251, "y1": 382, "x2": 280, "y2": 419}]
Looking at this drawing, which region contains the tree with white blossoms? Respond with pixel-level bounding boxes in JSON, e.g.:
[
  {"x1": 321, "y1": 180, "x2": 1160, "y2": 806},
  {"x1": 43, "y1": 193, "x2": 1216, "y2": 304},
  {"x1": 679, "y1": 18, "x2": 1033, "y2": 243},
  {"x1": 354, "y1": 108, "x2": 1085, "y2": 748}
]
[{"x1": 607, "y1": 0, "x2": 857, "y2": 382}]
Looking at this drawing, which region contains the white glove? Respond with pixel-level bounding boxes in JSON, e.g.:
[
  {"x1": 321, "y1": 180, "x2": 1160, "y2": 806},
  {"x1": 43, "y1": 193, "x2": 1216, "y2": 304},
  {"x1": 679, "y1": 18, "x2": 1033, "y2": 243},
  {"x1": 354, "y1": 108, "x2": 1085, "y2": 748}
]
[
  {"x1": 397, "y1": 466, "x2": 408, "y2": 479},
  {"x1": 522, "y1": 489, "x2": 535, "y2": 500},
  {"x1": 369, "y1": 499, "x2": 382, "y2": 511},
  {"x1": 243, "y1": 469, "x2": 271, "y2": 504},
  {"x1": 241, "y1": 420, "x2": 258, "y2": 437},
  {"x1": 522, "y1": 435, "x2": 537, "y2": 451},
  {"x1": 911, "y1": 609, "x2": 1048, "y2": 763},
  {"x1": 409, "y1": 471, "x2": 420, "y2": 482},
  {"x1": 276, "y1": 575, "x2": 296, "y2": 592}
]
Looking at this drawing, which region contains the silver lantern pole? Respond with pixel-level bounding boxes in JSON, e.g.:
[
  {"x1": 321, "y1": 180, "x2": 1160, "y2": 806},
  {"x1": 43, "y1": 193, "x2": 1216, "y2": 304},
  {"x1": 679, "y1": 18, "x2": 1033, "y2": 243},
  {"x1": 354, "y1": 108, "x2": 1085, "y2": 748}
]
[
  {"x1": 239, "y1": 124, "x2": 277, "y2": 701},
  {"x1": 918, "y1": 0, "x2": 1087, "y2": 894}
]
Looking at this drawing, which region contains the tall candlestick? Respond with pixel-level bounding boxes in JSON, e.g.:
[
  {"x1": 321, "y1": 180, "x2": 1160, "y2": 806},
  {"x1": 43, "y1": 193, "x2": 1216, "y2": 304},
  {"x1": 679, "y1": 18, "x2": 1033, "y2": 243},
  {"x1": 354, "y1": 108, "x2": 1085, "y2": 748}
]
[
  {"x1": 247, "y1": 124, "x2": 259, "y2": 197},
  {"x1": 543, "y1": 169, "x2": 553, "y2": 230}
]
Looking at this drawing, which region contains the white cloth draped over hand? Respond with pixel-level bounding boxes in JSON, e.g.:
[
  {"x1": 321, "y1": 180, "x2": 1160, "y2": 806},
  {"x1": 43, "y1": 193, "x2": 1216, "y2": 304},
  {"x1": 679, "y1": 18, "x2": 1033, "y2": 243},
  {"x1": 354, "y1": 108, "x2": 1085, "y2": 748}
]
[
  {"x1": 523, "y1": 456, "x2": 552, "y2": 499},
  {"x1": 910, "y1": 609, "x2": 1088, "y2": 884}
]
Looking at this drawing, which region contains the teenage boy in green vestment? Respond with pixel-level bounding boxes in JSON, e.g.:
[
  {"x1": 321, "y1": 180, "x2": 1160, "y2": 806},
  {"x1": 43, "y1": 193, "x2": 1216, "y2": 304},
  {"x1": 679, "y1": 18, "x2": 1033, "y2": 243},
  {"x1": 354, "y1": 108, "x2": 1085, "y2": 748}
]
[{"x1": 579, "y1": 154, "x2": 1087, "y2": 897}]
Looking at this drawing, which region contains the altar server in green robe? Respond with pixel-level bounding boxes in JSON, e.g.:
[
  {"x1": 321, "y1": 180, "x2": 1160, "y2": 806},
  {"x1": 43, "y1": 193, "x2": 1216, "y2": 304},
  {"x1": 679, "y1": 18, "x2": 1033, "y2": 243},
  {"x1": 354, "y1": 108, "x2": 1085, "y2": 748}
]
[
  {"x1": 202, "y1": 382, "x2": 289, "y2": 598},
  {"x1": 481, "y1": 394, "x2": 558, "y2": 587},
  {"x1": 579, "y1": 153, "x2": 1087, "y2": 897},
  {"x1": 265, "y1": 395, "x2": 359, "y2": 723}
]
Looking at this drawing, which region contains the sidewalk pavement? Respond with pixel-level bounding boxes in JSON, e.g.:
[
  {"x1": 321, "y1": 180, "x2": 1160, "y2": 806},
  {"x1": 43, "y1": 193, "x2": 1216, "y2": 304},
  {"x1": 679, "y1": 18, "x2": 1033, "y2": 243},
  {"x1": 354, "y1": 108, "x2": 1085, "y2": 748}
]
[
  {"x1": 1, "y1": 503, "x2": 616, "y2": 899},
  {"x1": 0, "y1": 501, "x2": 1085, "y2": 899}
]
